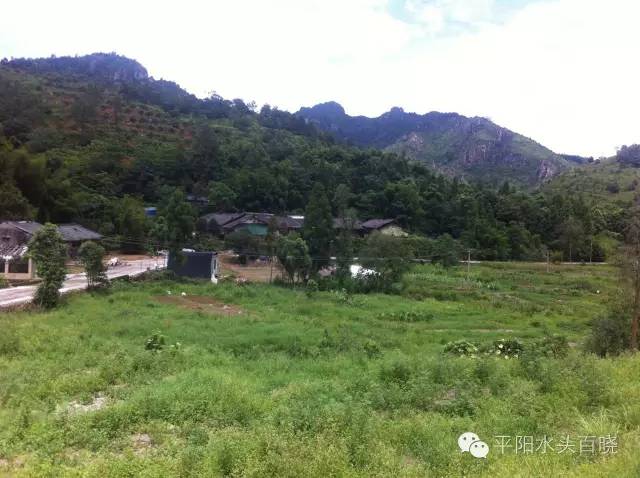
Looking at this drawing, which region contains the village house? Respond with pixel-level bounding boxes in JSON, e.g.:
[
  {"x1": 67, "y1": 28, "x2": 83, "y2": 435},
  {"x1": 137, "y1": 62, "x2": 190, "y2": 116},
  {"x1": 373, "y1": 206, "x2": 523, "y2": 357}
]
[
  {"x1": 200, "y1": 213, "x2": 406, "y2": 238},
  {"x1": 359, "y1": 218, "x2": 407, "y2": 237},
  {"x1": 199, "y1": 212, "x2": 304, "y2": 237},
  {"x1": 0, "y1": 221, "x2": 102, "y2": 280}
]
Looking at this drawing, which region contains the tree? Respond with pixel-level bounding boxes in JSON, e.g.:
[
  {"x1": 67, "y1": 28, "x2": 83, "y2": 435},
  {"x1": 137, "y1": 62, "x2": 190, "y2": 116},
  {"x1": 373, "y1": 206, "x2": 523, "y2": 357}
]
[
  {"x1": 303, "y1": 183, "x2": 333, "y2": 270},
  {"x1": 160, "y1": 188, "x2": 195, "y2": 254},
  {"x1": 0, "y1": 181, "x2": 33, "y2": 219},
  {"x1": 28, "y1": 223, "x2": 67, "y2": 308},
  {"x1": 78, "y1": 241, "x2": 108, "y2": 289},
  {"x1": 360, "y1": 232, "x2": 414, "y2": 289},
  {"x1": 208, "y1": 181, "x2": 237, "y2": 211},
  {"x1": 556, "y1": 216, "x2": 584, "y2": 262},
  {"x1": 266, "y1": 216, "x2": 280, "y2": 282},
  {"x1": 115, "y1": 196, "x2": 147, "y2": 253},
  {"x1": 432, "y1": 233, "x2": 460, "y2": 267},
  {"x1": 333, "y1": 184, "x2": 355, "y2": 282},
  {"x1": 276, "y1": 234, "x2": 311, "y2": 284}
]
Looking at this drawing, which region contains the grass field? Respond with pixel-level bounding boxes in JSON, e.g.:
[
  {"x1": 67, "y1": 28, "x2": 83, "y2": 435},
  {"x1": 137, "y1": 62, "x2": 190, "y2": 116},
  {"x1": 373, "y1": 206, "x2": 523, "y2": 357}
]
[{"x1": 1, "y1": 263, "x2": 639, "y2": 477}]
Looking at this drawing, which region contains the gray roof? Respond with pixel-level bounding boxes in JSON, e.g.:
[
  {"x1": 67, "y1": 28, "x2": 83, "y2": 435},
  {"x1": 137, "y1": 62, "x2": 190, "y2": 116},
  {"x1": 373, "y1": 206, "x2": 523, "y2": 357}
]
[
  {"x1": 57, "y1": 224, "x2": 102, "y2": 242},
  {"x1": 0, "y1": 221, "x2": 43, "y2": 235},
  {"x1": 361, "y1": 218, "x2": 396, "y2": 230},
  {"x1": 201, "y1": 212, "x2": 245, "y2": 227}
]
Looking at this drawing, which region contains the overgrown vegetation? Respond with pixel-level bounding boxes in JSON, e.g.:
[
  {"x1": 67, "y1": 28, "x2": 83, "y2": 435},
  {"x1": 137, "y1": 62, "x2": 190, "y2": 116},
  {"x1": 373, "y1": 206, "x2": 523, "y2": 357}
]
[{"x1": 0, "y1": 262, "x2": 638, "y2": 476}]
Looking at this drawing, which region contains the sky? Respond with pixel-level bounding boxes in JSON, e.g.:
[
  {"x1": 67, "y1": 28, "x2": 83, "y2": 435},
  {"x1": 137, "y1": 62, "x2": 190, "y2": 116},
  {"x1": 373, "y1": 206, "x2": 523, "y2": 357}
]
[{"x1": 1, "y1": 0, "x2": 638, "y2": 157}]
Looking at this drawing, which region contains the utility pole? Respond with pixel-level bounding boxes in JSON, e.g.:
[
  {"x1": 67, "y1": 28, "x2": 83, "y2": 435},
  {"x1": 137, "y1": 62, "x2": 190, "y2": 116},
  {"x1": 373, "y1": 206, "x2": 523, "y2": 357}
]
[{"x1": 467, "y1": 249, "x2": 471, "y2": 280}]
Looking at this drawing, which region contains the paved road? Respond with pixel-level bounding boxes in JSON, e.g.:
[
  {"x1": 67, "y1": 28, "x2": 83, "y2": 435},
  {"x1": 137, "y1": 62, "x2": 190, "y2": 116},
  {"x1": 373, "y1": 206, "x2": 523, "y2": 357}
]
[{"x1": 0, "y1": 258, "x2": 165, "y2": 309}]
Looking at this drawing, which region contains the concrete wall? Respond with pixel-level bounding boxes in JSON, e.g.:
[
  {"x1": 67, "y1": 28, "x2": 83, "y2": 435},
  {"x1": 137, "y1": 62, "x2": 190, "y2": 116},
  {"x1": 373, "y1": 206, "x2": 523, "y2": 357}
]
[{"x1": 1, "y1": 258, "x2": 36, "y2": 280}]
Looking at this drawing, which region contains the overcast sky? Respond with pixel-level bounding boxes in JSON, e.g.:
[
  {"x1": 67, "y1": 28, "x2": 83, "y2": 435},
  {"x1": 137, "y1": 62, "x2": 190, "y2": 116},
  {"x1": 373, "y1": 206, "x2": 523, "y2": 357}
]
[{"x1": 1, "y1": 0, "x2": 638, "y2": 157}]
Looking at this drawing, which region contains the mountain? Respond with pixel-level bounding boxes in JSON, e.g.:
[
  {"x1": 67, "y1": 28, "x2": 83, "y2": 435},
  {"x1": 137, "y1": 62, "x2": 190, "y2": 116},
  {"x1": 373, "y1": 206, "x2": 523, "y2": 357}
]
[
  {"x1": 297, "y1": 101, "x2": 581, "y2": 188},
  {"x1": 545, "y1": 145, "x2": 640, "y2": 207}
]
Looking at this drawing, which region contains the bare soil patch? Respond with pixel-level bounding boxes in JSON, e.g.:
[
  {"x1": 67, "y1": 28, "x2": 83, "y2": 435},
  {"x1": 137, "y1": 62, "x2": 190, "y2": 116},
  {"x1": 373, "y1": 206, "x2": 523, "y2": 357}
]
[
  {"x1": 155, "y1": 295, "x2": 244, "y2": 316},
  {"x1": 219, "y1": 253, "x2": 281, "y2": 283}
]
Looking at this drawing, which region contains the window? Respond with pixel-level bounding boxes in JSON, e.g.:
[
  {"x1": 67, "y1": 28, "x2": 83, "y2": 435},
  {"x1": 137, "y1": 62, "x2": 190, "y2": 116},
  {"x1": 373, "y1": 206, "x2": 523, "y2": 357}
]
[{"x1": 8, "y1": 258, "x2": 29, "y2": 274}]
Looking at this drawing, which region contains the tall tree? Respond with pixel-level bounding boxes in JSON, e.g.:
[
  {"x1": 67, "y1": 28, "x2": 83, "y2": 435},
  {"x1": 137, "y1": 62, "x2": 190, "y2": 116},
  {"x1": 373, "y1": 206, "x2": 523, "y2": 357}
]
[
  {"x1": 276, "y1": 234, "x2": 311, "y2": 284},
  {"x1": 333, "y1": 184, "x2": 355, "y2": 281},
  {"x1": 303, "y1": 182, "x2": 334, "y2": 270},
  {"x1": 556, "y1": 216, "x2": 584, "y2": 262},
  {"x1": 78, "y1": 241, "x2": 108, "y2": 289},
  {"x1": 208, "y1": 181, "x2": 237, "y2": 211},
  {"x1": 115, "y1": 196, "x2": 147, "y2": 253},
  {"x1": 28, "y1": 223, "x2": 67, "y2": 308},
  {"x1": 160, "y1": 188, "x2": 195, "y2": 254}
]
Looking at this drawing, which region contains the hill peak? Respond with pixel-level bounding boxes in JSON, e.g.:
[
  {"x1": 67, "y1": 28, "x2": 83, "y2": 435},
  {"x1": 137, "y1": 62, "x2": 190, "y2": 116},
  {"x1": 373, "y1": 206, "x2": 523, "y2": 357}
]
[
  {"x1": 297, "y1": 102, "x2": 575, "y2": 187},
  {"x1": 2, "y1": 52, "x2": 148, "y2": 84}
]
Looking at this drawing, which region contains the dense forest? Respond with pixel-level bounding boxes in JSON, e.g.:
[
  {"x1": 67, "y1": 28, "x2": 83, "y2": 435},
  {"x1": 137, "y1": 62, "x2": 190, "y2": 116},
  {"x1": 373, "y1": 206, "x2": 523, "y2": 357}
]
[{"x1": 0, "y1": 53, "x2": 631, "y2": 261}]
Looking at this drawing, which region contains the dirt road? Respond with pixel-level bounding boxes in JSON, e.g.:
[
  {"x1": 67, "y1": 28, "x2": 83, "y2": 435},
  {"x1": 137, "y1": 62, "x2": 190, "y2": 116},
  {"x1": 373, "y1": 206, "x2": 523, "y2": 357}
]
[{"x1": 0, "y1": 258, "x2": 165, "y2": 309}]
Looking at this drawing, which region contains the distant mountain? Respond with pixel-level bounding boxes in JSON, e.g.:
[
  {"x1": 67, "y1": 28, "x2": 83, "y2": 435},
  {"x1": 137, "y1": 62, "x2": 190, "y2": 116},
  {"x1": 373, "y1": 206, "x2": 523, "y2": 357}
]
[{"x1": 297, "y1": 101, "x2": 578, "y2": 188}]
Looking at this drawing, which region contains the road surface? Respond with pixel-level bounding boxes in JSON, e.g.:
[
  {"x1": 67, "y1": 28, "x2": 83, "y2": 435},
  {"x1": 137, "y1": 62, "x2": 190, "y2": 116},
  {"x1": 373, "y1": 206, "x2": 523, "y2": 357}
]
[{"x1": 0, "y1": 258, "x2": 165, "y2": 309}]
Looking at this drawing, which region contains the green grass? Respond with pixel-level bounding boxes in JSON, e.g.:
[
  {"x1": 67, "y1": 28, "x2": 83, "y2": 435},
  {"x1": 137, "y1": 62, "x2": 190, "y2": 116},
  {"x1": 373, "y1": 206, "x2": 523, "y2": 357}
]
[{"x1": 0, "y1": 263, "x2": 639, "y2": 477}]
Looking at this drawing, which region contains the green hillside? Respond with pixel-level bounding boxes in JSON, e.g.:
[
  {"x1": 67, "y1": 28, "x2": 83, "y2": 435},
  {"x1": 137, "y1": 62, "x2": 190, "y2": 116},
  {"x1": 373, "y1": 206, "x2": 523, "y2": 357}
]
[
  {"x1": 0, "y1": 53, "x2": 629, "y2": 261},
  {"x1": 546, "y1": 157, "x2": 640, "y2": 205}
]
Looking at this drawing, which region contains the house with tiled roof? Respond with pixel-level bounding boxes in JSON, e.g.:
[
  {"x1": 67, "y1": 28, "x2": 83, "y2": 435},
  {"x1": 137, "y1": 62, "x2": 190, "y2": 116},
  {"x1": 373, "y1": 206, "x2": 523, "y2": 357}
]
[{"x1": 0, "y1": 221, "x2": 102, "y2": 280}]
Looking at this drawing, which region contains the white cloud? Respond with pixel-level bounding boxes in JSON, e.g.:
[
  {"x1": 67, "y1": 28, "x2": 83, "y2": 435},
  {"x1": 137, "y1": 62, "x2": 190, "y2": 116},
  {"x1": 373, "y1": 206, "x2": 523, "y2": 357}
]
[{"x1": 0, "y1": 0, "x2": 638, "y2": 156}]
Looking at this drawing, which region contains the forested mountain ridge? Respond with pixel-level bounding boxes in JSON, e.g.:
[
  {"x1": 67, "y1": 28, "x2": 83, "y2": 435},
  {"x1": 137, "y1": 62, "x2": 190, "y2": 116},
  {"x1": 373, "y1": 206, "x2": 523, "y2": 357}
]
[
  {"x1": 297, "y1": 101, "x2": 586, "y2": 188},
  {"x1": 0, "y1": 53, "x2": 626, "y2": 260}
]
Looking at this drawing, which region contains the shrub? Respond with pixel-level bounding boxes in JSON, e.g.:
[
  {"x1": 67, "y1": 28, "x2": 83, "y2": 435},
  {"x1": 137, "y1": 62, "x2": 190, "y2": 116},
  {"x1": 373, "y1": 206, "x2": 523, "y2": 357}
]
[
  {"x1": 79, "y1": 240, "x2": 109, "y2": 289},
  {"x1": 587, "y1": 316, "x2": 629, "y2": 357},
  {"x1": 379, "y1": 360, "x2": 412, "y2": 385},
  {"x1": 145, "y1": 331, "x2": 166, "y2": 351},
  {"x1": 376, "y1": 310, "x2": 434, "y2": 323},
  {"x1": 530, "y1": 335, "x2": 569, "y2": 358},
  {"x1": 483, "y1": 338, "x2": 524, "y2": 359},
  {"x1": 363, "y1": 339, "x2": 382, "y2": 359},
  {"x1": 443, "y1": 340, "x2": 478, "y2": 357}
]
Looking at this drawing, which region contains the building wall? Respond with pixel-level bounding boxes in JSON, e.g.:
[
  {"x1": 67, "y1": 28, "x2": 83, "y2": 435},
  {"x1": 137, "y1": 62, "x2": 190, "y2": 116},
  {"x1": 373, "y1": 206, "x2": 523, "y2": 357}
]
[
  {"x1": 378, "y1": 225, "x2": 407, "y2": 237},
  {"x1": 1, "y1": 258, "x2": 35, "y2": 280}
]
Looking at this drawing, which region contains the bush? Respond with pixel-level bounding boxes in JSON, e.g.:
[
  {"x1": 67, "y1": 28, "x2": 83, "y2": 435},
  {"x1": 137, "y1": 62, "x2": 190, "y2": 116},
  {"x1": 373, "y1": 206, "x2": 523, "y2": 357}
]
[
  {"x1": 376, "y1": 310, "x2": 434, "y2": 323},
  {"x1": 363, "y1": 340, "x2": 382, "y2": 359},
  {"x1": 379, "y1": 360, "x2": 412, "y2": 385},
  {"x1": 530, "y1": 335, "x2": 569, "y2": 358},
  {"x1": 145, "y1": 331, "x2": 166, "y2": 351},
  {"x1": 550, "y1": 251, "x2": 563, "y2": 264},
  {"x1": 485, "y1": 338, "x2": 524, "y2": 358},
  {"x1": 443, "y1": 340, "x2": 478, "y2": 357},
  {"x1": 587, "y1": 316, "x2": 629, "y2": 357}
]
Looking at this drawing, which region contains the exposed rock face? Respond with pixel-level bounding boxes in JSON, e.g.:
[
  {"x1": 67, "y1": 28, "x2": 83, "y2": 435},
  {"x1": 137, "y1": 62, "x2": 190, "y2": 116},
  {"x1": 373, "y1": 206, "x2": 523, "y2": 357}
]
[{"x1": 297, "y1": 101, "x2": 576, "y2": 188}]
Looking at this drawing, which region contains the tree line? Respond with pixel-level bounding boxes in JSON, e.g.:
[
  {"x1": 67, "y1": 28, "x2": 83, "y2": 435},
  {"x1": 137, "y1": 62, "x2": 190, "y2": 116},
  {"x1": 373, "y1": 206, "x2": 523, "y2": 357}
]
[{"x1": 0, "y1": 57, "x2": 631, "y2": 263}]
